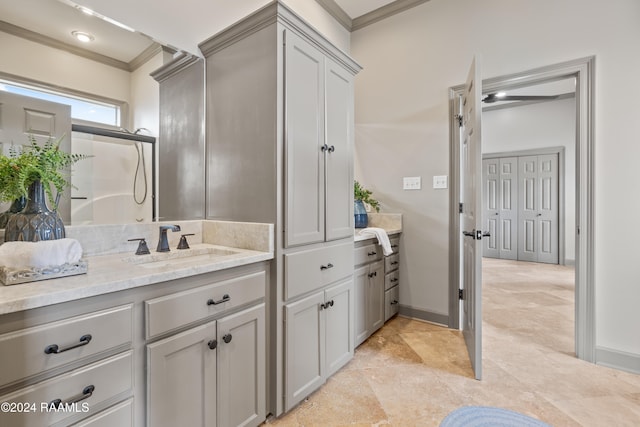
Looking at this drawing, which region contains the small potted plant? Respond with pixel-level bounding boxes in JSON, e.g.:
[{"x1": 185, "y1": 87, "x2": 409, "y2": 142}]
[
  {"x1": 0, "y1": 134, "x2": 89, "y2": 242},
  {"x1": 354, "y1": 180, "x2": 380, "y2": 228}
]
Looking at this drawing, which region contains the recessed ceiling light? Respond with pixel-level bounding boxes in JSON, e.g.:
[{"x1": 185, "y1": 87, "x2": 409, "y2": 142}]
[
  {"x1": 495, "y1": 92, "x2": 507, "y2": 98},
  {"x1": 71, "y1": 31, "x2": 95, "y2": 43}
]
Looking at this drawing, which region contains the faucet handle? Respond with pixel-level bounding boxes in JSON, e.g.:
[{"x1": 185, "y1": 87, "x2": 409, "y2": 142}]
[
  {"x1": 128, "y1": 238, "x2": 150, "y2": 255},
  {"x1": 177, "y1": 233, "x2": 195, "y2": 250}
]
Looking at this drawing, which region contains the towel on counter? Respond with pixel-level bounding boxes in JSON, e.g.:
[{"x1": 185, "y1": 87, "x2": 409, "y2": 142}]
[
  {"x1": 360, "y1": 227, "x2": 393, "y2": 256},
  {"x1": 0, "y1": 238, "x2": 83, "y2": 269}
]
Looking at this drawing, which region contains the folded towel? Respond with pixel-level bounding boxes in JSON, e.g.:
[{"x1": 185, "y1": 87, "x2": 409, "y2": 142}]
[
  {"x1": 0, "y1": 238, "x2": 83, "y2": 270},
  {"x1": 360, "y1": 227, "x2": 393, "y2": 256}
]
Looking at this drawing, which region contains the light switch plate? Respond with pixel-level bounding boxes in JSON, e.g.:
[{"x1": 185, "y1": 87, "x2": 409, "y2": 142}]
[
  {"x1": 403, "y1": 176, "x2": 421, "y2": 190},
  {"x1": 433, "y1": 175, "x2": 448, "y2": 189}
]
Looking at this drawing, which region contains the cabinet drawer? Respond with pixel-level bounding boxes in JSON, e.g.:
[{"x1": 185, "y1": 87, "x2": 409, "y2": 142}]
[
  {"x1": 285, "y1": 242, "x2": 353, "y2": 300},
  {"x1": 353, "y1": 243, "x2": 382, "y2": 266},
  {"x1": 0, "y1": 351, "x2": 133, "y2": 427},
  {"x1": 389, "y1": 237, "x2": 400, "y2": 253},
  {"x1": 384, "y1": 286, "x2": 400, "y2": 322},
  {"x1": 71, "y1": 398, "x2": 133, "y2": 427},
  {"x1": 0, "y1": 304, "x2": 132, "y2": 387},
  {"x1": 146, "y1": 270, "x2": 266, "y2": 339},
  {"x1": 384, "y1": 270, "x2": 399, "y2": 291},
  {"x1": 385, "y1": 253, "x2": 400, "y2": 273}
]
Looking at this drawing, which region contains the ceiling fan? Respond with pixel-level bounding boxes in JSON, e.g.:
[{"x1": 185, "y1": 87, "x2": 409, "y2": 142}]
[{"x1": 482, "y1": 92, "x2": 559, "y2": 103}]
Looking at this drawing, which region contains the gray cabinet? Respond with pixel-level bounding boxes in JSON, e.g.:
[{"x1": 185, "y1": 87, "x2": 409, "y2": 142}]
[
  {"x1": 199, "y1": 2, "x2": 361, "y2": 416},
  {"x1": 146, "y1": 269, "x2": 267, "y2": 427},
  {"x1": 384, "y1": 236, "x2": 401, "y2": 322},
  {"x1": 284, "y1": 30, "x2": 354, "y2": 248},
  {"x1": 147, "y1": 321, "x2": 218, "y2": 427},
  {"x1": 354, "y1": 242, "x2": 385, "y2": 347},
  {"x1": 284, "y1": 278, "x2": 353, "y2": 411}
]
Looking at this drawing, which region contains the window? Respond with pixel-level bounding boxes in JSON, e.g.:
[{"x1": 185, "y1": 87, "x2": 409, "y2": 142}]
[{"x1": 0, "y1": 80, "x2": 122, "y2": 127}]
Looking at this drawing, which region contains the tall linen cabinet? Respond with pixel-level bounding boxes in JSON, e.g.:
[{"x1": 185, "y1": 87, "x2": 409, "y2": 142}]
[{"x1": 199, "y1": 1, "x2": 361, "y2": 417}]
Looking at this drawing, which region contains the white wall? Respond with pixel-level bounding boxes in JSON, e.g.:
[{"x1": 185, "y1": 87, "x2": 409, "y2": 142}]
[
  {"x1": 483, "y1": 98, "x2": 576, "y2": 262},
  {"x1": 351, "y1": 0, "x2": 640, "y2": 358}
]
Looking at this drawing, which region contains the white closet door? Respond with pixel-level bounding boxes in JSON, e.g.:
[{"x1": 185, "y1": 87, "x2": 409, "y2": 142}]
[
  {"x1": 518, "y1": 155, "x2": 558, "y2": 263},
  {"x1": 498, "y1": 157, "x2": 518, "y2": 260},
  {"x1": 482, "y1": 158, "x2": 500, "y2": 258}
]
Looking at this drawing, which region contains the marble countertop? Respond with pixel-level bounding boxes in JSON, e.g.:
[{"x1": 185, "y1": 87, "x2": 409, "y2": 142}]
[
  {"x1": 0, "y1": 243, "x2": 273, "y2": 315},
  {"x1": 0, "y1": 220, "x2": 274, "y2": 315},
  {"x1": 353, "y1": 212, "x2": 403, "y2": 242}
]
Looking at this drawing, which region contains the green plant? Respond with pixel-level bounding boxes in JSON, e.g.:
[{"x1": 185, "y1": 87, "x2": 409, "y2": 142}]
[
  {"x1": 354, "y1": 180, "x2": 380, "y2": 212},
  {"x1": 0, "y1": 134, "x2": 90, "y2": 207}
]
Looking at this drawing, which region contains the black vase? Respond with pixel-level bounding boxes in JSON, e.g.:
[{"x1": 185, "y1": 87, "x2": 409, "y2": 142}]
[
  {"x1": 4, "y1": 181, "x2": 65, "y2": 242},
  {"x1": 0, "y1": 197, "x2": 27, "y2": 229}
]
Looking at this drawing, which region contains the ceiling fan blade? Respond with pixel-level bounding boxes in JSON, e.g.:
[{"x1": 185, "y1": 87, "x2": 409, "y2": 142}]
[{"x1": 482, "y1": 94, "x2": 559, "y2": 103}]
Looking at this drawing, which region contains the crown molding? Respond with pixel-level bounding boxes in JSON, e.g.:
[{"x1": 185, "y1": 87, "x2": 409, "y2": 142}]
[
  {"x1": 129, "y1": 42, "x2": 164, "y2": 71},
  {"x1": 352, "y1": 0, "x2": 431, "y2": 31},
  {"x1": 150, "y1": 51, "x2": 202, "y2": 83},
  {"x1": 315, "y1": 0, "x2": 352, "y2": 31}
]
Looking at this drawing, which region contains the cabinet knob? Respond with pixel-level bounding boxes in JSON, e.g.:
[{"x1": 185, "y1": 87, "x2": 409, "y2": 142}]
[
  {"x1": 44, "y1": 334, "x2": 92, "y2": 355},
  {"x1": 329, "y1": 300, "x2": 334, "y2": 307},
  {"x1": 327, "y1": 145, "x2": 335, "y2": 153},
  {"x1": 367, "y1": 251, "x2": 377, "y2": 256},
  {"x1": 222, "y1": 334, "x2": 232, "y2": 344},
  {"x1": 208, "y1": 340, "x2": 218, "y2": 350},
  {"x1": 368, "y1": 272, "x2": 377, "y2": 278}
]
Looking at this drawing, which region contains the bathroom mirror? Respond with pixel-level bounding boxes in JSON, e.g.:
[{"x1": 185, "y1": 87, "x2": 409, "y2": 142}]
[{"x1": 0, "y1": 0, "x2": 163, "y2": 226}]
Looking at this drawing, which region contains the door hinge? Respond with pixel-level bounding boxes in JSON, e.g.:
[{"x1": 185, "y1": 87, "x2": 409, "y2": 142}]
[
  {"x1": 459, "y1": 289, "x2": 464, "y2": 300},
  {"x1": 455, "y1": 114, "x2": 463, "y2": 127},
  {"x1": 459, "y1": 202, "x2": 463, "y2": 213}
]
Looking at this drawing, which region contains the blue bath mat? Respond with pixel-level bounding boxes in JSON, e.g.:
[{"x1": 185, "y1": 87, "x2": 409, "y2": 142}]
[{"x1": 440, "y1": 406, "x2": 552, "y2": 427}]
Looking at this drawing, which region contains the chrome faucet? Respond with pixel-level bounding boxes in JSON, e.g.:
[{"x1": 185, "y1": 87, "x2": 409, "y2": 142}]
[{"x1": 157, "y1": 225, "x2": 181, "y2": 252}]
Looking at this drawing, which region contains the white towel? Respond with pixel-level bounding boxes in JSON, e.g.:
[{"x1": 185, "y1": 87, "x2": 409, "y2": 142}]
[
  {"x1": 0, "y1": 238, "x2": 83, "y2": 269},
  {"x1": 360, "y1": 227, "x2": 393, "y2": 256}
]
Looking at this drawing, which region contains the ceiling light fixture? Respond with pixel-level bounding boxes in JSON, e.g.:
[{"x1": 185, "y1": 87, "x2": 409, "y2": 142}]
[
  {"x1": 71, "y1": 31, "x2": 94, "y2": 43},
  {"x1": 495, "y1": 92, "x2": 507, "y2": 98}
]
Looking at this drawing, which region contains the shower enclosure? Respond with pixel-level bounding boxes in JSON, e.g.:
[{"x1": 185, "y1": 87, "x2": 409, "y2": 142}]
[{"x1": 70, "y1": 124, "x2": 156, "y2": 225}]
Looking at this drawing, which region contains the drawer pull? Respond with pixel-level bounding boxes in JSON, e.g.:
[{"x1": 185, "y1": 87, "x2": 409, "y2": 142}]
[
  {"x1": 391, "y1": 245, "x2": 399, "y2": 249},
  {"x1": 49, "y1": 384, "x2": 95, "y2": 409},
  {"x1": 320, "y1": 263, "x2": 334, "y2": 270},
  {"x1": 391, "y1": 278, "x2": 399, "y2": 283},
  {"x1": 368, "y1": 272, "x2": 377, "y2": 278},
  {"x1": 367, "y1": 251, "x2": 377, "y2": 256},
  {"x1": 222, "y1": 334, "x2": 232, "y2": 344},
  {"x1": 44, "y1": 334, "x2": 92, "y2": 355},
  {"x1": 391, "y1": 261, "x2": 399, "y2": 265},
  {"x1": 207, "y1": 294, "x2": 231, "y2": 306},
  {"x1": 208, "y1": 340, "x2": 218, "y2": 350},
  {"x1": 390, "y1": 300, "x2": 399, "y2": 305}
]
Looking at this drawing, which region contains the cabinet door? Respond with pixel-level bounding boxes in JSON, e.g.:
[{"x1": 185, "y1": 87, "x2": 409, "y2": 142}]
[
  {"x1": 369, "y1": 261, "x2": 385, "y2": 334},
  {"x1": 284, "y1": 291, "x2": 325, "y2": 411},
  {"x1": 284, "y1": 29, "x2": 326, "y2": 247},
  {"x1": 325, "y1": 58, "x2": 354, "y2": 241},
  {"x1": 217, "y1": 304, "x2": 265, "y2": 427},
  {"x1": 353, "y1": 265, "x2": 369, "y2": 347},
  {"x1": 147, "y1": 321, "x2": 217, "y2": 427},
  {"x1": 324, "y1": 278, "x2": 354, "y2": 377}
]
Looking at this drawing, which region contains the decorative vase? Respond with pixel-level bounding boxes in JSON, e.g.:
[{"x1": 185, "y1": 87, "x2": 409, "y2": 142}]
[
  {"x1": 4, "y1": 180, "x2": 65, "y2": 242},
  {"x1": 0, "y1": 197, "x2": 27, "y2": 229},
  {"x1": 354, "y1": 199, "x2": 368, "y2": 228}
]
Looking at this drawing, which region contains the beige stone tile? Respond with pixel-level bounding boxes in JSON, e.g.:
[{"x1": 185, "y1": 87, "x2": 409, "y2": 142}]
[{"x1": 552, "y1": 395, "x2": 640, "y2": 427}]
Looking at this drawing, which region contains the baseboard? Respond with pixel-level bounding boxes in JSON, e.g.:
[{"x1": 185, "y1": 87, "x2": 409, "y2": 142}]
[
  {"x1": 398, "y1": 304, "x2": 448, "y2": 326},
  {"x1": 564, "y1": 258, "x2": 575, "y2": 266},
  {"x1": 595, "y1": 346, "x2": 640, "y2": 374}
]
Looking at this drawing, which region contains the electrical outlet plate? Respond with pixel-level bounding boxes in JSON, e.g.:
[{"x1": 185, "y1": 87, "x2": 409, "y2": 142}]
[{"x1": 403, "y1": 176, "x2": 421, "y2": 190}]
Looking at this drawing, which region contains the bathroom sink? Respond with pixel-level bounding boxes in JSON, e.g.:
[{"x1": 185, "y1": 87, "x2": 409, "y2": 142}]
[{"x1": 123, "y1": 246, "x2": 242, "y2": 269}]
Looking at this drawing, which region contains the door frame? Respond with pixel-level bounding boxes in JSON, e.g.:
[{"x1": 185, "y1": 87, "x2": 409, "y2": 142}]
[
  {"x1": 483, "y1": 147, "x2": 566, "y2": 265},
  {"x1": 448, "y1": 56, "x2": 596, "y2": 362}
]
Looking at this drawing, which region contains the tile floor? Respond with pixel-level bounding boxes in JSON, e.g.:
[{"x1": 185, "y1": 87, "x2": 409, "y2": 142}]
[{"x1": 266, "y1": 258, "x2": 640, "y2": 426}]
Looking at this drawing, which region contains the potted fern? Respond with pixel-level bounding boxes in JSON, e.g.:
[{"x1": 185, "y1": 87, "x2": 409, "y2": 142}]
[
  {"x1": 0, "y1": 135, "x2": 89, "y2": 242},
  {"x1": 354, "y1": 180, "x2": 380, "y2": 228}
]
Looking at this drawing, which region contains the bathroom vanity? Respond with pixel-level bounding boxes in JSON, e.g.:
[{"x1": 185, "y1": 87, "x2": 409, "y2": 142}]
[{"x1": 0, "y1": 220, "x2": 273, "y2": 427}]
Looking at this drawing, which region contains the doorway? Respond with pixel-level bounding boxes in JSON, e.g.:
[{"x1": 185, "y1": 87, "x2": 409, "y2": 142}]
[{"x1": 448, "y1": 56, "x2": 595, "y2": 363}]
